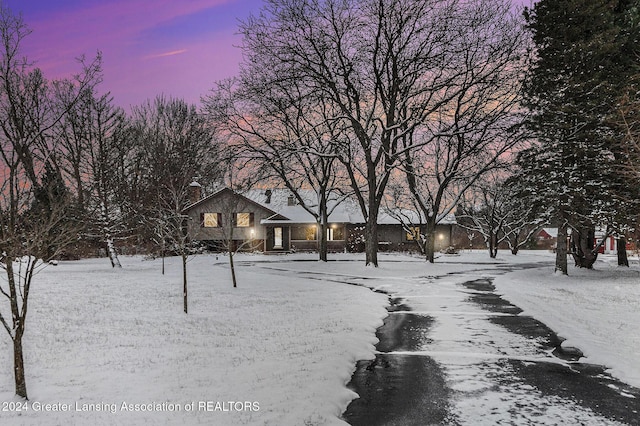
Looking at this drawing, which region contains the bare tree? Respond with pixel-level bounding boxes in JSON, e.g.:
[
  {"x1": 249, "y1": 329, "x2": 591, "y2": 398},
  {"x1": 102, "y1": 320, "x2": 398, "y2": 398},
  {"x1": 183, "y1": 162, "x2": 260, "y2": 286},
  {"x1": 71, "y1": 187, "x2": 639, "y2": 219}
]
[
  {"x1": 210, "y1": 188, "x2": 263, "y2": 288},
  {"x1": 156, "y1": 184, "x2": 194, "y2": 313},
  {"x1": 129, "y1": 96, "x2": 222, "y2": 311},
  {"x1": 205, "y1": 78, "x2": 350, "y2": 261},
  {"x1": 0, "y1": 5, "x2": 101, "y2": 398},
  {"x1": 82, "y1": 92, "x2": 128, "y2": 267},
  {"x1": 613, "y1": 92, "x2": 640, "y2": 266},
  {"x1": 398, "y1": 0, "x2": 529, "y2": 263},
  {"x1": 238, "y1": 0, "x2": 481, "y2": 266},
  {"x1": 456, "y1": 173, "x2": 542, "y2": 258}
]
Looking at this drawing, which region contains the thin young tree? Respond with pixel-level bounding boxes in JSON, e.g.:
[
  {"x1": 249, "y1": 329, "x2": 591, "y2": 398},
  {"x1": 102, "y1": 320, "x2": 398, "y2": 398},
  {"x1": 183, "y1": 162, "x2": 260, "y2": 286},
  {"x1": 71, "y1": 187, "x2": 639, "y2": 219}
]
[{"x1": 129, "y1": 96, "x2": 221, "y2": 311}]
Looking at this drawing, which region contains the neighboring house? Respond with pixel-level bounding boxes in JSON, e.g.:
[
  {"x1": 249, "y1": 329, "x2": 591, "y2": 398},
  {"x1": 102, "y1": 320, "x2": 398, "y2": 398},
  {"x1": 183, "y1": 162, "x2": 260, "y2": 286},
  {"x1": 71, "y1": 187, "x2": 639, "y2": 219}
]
[
  {"x1": 594, "y1": 227, "x2": 618, "y2": 255},
  {"x1": 183, "y1": 187, "x2": 457, "y2": 253},
  {"x1": 536, "y1": 226, "x2": 623, "y2": 254},
  {"x1": 536, "y1": 227, "x2": 558, "y2": 250}
]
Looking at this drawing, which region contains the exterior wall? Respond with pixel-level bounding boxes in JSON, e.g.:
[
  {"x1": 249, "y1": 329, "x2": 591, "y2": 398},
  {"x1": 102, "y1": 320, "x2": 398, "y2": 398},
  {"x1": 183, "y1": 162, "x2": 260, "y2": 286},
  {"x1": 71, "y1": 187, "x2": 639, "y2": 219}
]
[
  {"x1": 346, "y1": 223, "x2": 454, "y2": 252},
  {"x1": 186, "y1": 190, "x2": 275, "y2": 251}
]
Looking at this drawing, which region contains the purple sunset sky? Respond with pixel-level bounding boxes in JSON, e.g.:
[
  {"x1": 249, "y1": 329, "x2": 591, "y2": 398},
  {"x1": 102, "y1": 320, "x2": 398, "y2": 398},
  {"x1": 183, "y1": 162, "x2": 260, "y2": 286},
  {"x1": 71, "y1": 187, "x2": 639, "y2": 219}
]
[{"x1": 4, "y1": 0, "x2": 535, "y2": 110}]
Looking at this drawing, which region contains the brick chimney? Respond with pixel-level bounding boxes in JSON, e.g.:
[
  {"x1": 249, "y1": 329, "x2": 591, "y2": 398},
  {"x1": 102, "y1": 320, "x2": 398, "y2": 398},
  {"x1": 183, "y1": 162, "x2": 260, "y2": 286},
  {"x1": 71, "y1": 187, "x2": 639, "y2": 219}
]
[{"x1": 188, "y1": 181, "x2": 202, "y2": 204}]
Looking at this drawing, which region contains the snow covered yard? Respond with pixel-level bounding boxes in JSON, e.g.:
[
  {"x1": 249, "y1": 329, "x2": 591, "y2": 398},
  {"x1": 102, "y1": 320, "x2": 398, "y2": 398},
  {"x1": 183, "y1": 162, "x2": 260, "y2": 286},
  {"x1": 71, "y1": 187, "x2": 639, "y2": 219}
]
[
  {"x1": 0, "y1": 254, "x2": 388, "y2": 425},
  {"x1": 494, "y1": 254, "x2": 640, "y2": 389},
  {"x1": 1, "y1": 249, "x2": 639, "y2": 425}
]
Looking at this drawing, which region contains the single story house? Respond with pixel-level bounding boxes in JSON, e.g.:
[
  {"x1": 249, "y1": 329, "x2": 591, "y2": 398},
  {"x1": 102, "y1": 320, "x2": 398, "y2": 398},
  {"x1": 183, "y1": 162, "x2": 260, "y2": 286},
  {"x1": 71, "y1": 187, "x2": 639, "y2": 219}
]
[{"x1": 183, "y1": 186, "x2": 456, "y2": 254}]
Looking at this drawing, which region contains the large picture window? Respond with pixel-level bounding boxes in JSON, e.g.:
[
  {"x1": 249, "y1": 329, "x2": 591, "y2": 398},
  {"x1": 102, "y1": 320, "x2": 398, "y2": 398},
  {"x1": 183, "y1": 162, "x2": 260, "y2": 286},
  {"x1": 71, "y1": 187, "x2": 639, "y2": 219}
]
[
  {"x1": 202, "y1": 213, "x2": 221, "y2": 228},
  {"x1": 291, "y1": 225, "x2": 316, "y2": 241}
]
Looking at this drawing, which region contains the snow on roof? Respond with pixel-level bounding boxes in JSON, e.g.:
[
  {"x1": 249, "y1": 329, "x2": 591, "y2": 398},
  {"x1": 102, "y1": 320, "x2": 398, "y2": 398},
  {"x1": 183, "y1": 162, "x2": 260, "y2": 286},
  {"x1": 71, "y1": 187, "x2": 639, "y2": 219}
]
[
  {"x1": 541, "y1": 227, "x2": 558, "y2": 238},
  {"x1": 244, "y1": 188, "x2": 456, "y2": 226},
  {"x1": 244, "y1": 188, "x2": 354, "y2": 224}
]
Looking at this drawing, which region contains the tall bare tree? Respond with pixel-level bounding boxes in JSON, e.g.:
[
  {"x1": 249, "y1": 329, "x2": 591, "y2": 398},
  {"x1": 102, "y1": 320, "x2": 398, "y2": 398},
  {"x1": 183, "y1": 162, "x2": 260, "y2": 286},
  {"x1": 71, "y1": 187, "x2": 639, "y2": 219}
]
[
  {"x1": 205, "y1": 78, "x2": 350, "y2": 261},
  {"x1": 238, "y1": 0, "x2": 481, "y2": 266},
  {"x1": 397, "y1": 0, "x2": 529, "y2": 263},
  {"x1": 63, "y1": 90, "x2": 129, "y2": 267}
]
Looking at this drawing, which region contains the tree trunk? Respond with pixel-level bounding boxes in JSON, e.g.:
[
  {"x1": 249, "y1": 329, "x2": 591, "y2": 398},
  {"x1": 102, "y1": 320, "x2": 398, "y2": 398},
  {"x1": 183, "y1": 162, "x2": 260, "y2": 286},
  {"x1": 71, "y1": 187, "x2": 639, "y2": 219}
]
[
  {"x1": 161, "y1": 239, "x2": 165, "y2": 275},
  {"x1": 182, "y1": 252, "x2": 188, "y2": 314},
  {"x1": 365, "y1": 217, "x2": 379, "y2": 267},
  {"x1": 106, "y1": 237, "x2": 122, "y2": 268},
  {"x1": 319, "y1": 194, "x2": 328, "y2": 262},
  {"x1": 617, "y1": 236, "x2": 629, "y2": 267},
  {"x1": 489, "y1": 233, "x2": 498, "y2": 258},
  {"x1": 509, "y1": 234, "x2": 520, "y2": 255},
  {"x1": 319, "y1": 217, "x2": 328, "y2": 262},
  {"x1": 555, "y1": 223, "x2": 568, "y2": 275},
  {"x1": 229, "y1": 250, "x2": 238, "y2": 288},
  {"x1": 13, "y1": 332, "x2": 27, "y2": 399},
  {"x1": 571, "y1": 226, "x2": 597, "y2": 269},
  {"x1": 101, "y1": 200, "x2": 121, "y2": 268},
  {"x1": 425, "y1": 219, "x2": 436, "y2": 263}
]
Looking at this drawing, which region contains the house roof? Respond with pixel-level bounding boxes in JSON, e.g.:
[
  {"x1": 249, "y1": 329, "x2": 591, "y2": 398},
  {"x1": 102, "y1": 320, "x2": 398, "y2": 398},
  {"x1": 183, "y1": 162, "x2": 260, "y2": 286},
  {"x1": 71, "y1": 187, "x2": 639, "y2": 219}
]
[
  {"x1": 183, "y1": 187, "x2": 280, "y2": 217},
  {"x1": 539, "y1": 227, "x2": 558, "y2": 238},
  {"x1": 243, "y1": 188, "x2": 354, "y2": 224},
  {"x1": 185, "y1": 187, "x2": 457, "y2": 226},
  {"x1": 244, "y1": 188, "x2": 457, "y2": 226}
]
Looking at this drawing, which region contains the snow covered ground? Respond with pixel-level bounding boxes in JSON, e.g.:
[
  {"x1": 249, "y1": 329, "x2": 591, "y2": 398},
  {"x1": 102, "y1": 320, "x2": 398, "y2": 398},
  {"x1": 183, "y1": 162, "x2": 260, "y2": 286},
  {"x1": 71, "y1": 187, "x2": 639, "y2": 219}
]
[
  {"x1": 1, "y1": 249, "x2": 638, "y2": 425},
  {"x1": 0, "y1": 254, "x2": 388, "y2": 425},
  {"x1": 493, "y1": 253, "x2": 640, "y2": 389}
]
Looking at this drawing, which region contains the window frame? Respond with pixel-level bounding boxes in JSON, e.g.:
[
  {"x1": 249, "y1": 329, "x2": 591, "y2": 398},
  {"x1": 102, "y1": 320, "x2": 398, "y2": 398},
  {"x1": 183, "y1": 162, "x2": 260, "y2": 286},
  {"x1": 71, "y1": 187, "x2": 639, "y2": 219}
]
[
  {"x1": 234, "y1": 212, "x2": 254, "y2": 228},
  {"x1": 201, "y1": 212, "x2": 222, "y2": 228}
]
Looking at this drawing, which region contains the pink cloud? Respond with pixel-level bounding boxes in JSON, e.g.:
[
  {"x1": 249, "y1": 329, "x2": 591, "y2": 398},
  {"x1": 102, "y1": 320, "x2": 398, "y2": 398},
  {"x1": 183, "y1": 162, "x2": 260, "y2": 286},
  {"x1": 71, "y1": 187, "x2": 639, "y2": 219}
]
[{"x1": 144, "y1": 49, "x2": 188, "y2": 60}]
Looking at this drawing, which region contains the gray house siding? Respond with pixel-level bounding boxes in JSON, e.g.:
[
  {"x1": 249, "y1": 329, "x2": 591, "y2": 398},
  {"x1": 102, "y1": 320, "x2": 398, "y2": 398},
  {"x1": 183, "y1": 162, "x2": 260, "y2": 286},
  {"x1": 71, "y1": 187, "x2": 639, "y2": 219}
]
[
  {"x1": 185, "y1": 188, "x2": 456, "y2": 254},
  {"x1": 185, "y1": 188, "x2": 277, "y2": 251}
]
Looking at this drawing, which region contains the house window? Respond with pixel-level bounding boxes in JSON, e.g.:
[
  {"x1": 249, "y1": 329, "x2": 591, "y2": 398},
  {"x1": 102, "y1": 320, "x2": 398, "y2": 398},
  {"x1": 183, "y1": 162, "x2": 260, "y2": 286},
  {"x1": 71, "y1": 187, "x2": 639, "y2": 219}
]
[
  {"x1": 274, "y1": 227, "x2": 283, "y2": 249},
  {"x1": 292, "y1": 225, "x2": 316, "y2": 241},
  {"x1": 406, "y1": 226, "x2": 421, "y2": 241},
  {"x1": 306, "y1": 226, "x2": 317, "y2": 240},
  {"x1": 327, "y1": 225, "x2": 344, "y2": 241},
  {"x1": 235, "y1": 212, "x2": 254, "y2": 227},
  {"x1": 201, "y1": 213, "x2": 221, "y2": 228}
]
